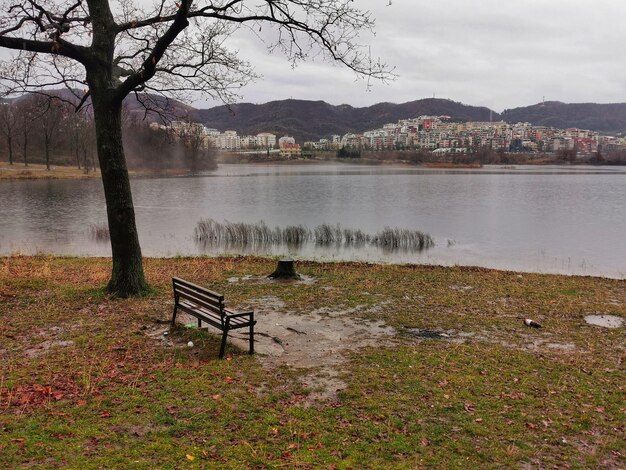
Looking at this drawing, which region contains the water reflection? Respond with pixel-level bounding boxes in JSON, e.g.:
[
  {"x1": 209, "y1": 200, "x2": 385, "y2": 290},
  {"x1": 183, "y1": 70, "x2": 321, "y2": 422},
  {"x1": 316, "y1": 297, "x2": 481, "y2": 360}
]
[{"x1": 1, "y1": 163, "x2": 625, "y2": 278}]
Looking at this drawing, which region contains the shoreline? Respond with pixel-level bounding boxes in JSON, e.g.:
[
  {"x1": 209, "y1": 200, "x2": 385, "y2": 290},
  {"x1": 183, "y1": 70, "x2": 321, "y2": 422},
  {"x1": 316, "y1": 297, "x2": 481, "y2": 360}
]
[
  {"x1": 3, "y1": 159, "x2": 624, "y2": 181},
  {"x1": 0, "y1": 162, "x2": 200, "y2": 181},
  {"x1": 1, "y1": 253, "x2": 624, "y2": 281}
]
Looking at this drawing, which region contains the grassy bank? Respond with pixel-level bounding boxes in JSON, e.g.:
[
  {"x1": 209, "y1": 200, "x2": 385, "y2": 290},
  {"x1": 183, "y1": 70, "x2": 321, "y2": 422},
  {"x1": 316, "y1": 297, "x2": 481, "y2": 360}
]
[
  {"x1": 0, "y1": 256, "x2": 624, "y2": 468},
  {"x1": 0, "y1": 163, "x2": 99, "y2": 180},
  {"x1": 0, "y1": 162, "x2": 199, "y2": 181}
]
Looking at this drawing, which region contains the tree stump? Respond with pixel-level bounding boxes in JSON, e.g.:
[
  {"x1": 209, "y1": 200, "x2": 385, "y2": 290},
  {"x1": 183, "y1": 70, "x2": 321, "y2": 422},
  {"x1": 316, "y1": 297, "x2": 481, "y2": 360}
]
[{"x1": 268, "y1": 258, "x2": 300, "y2": 280}]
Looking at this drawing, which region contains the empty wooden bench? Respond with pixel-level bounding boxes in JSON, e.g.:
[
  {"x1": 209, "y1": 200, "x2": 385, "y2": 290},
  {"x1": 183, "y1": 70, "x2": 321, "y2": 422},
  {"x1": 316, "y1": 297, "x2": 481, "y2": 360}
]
[{"x1": 171, "y1": 277, "x2": 255, "y2": 358}]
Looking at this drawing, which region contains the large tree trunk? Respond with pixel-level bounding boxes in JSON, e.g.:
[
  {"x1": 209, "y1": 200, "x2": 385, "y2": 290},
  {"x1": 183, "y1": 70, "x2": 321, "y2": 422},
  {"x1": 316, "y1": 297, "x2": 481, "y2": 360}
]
[{"x1": 92, "y1": 95, "x2": 148, "y2": 297}]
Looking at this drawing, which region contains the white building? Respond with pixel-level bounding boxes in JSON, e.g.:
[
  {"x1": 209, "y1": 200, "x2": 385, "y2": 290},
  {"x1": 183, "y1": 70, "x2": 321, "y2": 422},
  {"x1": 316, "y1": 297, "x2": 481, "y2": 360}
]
[
  {"x1": 278, "y1": 135, "x2": 296, "y2": 147},
  {"x1": 256, "y1": 133, "x2": 277, "y2": 149},
  {"x1": 219, "y1": 130, "x2": 240, "y2": 150}
]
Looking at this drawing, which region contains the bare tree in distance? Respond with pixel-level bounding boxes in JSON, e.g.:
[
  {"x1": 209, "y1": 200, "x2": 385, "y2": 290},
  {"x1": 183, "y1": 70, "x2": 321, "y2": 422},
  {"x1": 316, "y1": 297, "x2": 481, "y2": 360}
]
[
  {"x1": 0, "y1": 0, "x2": 393, "y2": 297},
  {"x1": 16, "y1": 98, "x2": 37, "y2": 166},
  {"x1": 32, "y1": 95, "x2": 69, "y2": 170},
  {"x1": 0, "y1": 100, "x2": 18, "y2": 164},
  {"x1": 73, "y1": 108, "x2": 96, "y2": 173}
]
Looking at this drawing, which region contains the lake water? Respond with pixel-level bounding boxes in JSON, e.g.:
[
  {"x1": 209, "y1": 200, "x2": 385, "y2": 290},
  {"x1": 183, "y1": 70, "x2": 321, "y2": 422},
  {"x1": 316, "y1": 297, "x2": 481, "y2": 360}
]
[{"x1": 1, "y1": 163, "x2": 625, "y2": 278}]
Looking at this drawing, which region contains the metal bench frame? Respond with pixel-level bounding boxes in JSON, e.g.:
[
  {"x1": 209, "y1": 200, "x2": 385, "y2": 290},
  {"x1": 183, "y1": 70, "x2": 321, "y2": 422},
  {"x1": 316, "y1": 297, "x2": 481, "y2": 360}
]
[{"x1": 171, "y1": 277, "x2": 255, "y2": 358}]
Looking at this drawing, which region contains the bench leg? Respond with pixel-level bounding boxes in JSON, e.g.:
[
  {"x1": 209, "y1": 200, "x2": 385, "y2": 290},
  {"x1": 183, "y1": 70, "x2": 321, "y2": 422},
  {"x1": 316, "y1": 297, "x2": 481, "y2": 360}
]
[
  {"x1": 249, "y1": 324, "x2": 254, "y2": 355},
  {"x1": 219, "y1": 329, "x2": 228, "y2": 359},
  {"x1": 198, "y1": 318, "x2": 202, "y2": 328},
  {"x1": 171, "y1": 305, "x2": 178, "y2": 328}
]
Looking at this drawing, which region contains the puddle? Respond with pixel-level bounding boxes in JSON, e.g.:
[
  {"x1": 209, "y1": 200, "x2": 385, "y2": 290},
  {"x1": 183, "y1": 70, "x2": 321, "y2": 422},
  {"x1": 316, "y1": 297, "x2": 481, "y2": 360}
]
[
  {"x1": 584, "y1": 315, "x2": 624, "y2": 329},
  {"x1": 404, "y1": 328, "x2": 455, "y2": 340}
]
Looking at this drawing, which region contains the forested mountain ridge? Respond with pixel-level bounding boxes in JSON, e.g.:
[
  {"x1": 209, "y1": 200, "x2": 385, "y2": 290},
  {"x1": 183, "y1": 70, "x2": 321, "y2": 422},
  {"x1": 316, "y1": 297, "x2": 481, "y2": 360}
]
[{"x1": 192, "y1": 98, "x2": 626, "y2": 141}]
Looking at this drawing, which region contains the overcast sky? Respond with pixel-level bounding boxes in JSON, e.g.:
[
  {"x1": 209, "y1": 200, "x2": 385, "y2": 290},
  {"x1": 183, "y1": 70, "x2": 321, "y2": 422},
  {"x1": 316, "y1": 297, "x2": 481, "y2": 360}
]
[{"x1": 196, "y1": 0, "x2": 626, "y2": 112}]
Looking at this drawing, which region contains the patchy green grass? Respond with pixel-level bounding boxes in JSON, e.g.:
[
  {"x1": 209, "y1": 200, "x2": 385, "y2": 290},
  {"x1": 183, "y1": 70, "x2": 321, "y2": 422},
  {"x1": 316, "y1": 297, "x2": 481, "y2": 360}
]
[{"x1": 0, "y1": 256, "x2": 624, "y2": 468}]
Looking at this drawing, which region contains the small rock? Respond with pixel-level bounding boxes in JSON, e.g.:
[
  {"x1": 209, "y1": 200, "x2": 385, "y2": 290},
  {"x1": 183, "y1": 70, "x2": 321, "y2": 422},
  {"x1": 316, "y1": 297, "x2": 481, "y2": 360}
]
[{"x1": 524, "y1": 319, "x2": 542, "y2": 328}]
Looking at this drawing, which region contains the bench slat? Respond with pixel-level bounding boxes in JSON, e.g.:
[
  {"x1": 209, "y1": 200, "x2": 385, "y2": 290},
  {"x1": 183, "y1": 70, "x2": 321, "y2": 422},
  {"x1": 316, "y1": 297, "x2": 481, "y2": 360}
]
[
  {"x1": 177, "y1": 303, "x2": 223, "y2": 329},
  {"x1": 182, "y1": 301, "x2": 252, "y2": 327},
  {"x1": 175, "y1": 284, "x2": 223, "y2": 311},
  {"x1": 173, "y1": 277, "x2": 224, "y2": 301},
  {"x1": 174, "y1": 282, "x2": 222, "y2": 303}
]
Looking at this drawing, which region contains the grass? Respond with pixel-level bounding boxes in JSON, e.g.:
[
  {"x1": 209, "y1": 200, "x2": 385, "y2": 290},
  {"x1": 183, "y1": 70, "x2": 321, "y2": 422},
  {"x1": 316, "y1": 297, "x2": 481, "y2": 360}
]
[
  {"x1": 0, "y1": 256, "x2": 624, "y2": 468},
  {"x1": 0, "y1": 162, "x2": 193, "y2": 181},
  {"x1": 0, "y1": 162, "x2": 99, "y2": 180}
]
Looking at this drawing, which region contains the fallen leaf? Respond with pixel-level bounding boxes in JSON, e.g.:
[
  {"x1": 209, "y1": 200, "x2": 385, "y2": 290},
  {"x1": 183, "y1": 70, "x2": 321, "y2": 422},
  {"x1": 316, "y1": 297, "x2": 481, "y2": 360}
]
[
  {"x1": 100, "y1": 411, "x2": 111, "y2": 418},
  {"x1": 186, "y1": 454, "x2": 195, "y2": 461},
  {"x1": 211, "y1": 394, "x2": 221, "y2": 400},
  {"x1": 595, "y1": 406, "x2": 605, "y2": 413},
  {"x1": 420, "y1": 437, "x2": 431, "y2": 446}
]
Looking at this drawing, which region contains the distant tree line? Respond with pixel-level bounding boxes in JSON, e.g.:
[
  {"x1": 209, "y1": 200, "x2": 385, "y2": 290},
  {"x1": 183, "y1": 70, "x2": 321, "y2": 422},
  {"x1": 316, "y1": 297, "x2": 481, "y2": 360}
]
[
  {"x1": 336, "y1": 145, "x2": 626, "y2": 166},
  {"x1": 0, "y1": 96, "x2": 216, "y2": 172}
]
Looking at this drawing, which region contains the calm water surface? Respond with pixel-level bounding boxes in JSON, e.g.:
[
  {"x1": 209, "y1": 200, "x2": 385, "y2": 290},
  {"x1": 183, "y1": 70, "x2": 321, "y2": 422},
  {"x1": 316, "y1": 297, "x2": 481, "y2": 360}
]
[{"x1": 1, "y1": 163, "x2": 625, "y2": 278}]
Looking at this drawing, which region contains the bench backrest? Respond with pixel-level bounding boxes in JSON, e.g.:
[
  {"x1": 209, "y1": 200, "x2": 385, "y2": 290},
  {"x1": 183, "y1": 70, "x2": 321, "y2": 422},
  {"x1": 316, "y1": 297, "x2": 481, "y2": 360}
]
[{"x1": 172, "y1": 277, "x2": 225, "y2": 318}]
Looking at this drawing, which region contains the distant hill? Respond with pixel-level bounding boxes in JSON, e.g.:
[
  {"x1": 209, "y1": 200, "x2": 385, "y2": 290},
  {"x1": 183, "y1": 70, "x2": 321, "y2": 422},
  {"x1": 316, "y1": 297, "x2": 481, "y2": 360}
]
[
  {"x1": 8, "y1": 89, "x2": 626, "y2": 139},
  {"x1": 501, "y1": 102, "x2": 626, "y2": 134},
  {"x1": 192, "y1": 98, "x2": 497, "y2": 143}
]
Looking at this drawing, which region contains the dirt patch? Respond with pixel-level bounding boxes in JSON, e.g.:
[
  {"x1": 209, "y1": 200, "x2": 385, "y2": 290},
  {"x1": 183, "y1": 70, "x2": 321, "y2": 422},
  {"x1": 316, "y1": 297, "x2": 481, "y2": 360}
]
[
  {"x1": 24, "y1": 340, "x2": 75, "y2": 358},
  {"x1": 226, "y1": 275, "x2": 317, "y2": 285},
  {"x1": 524, "y1": 338, "x2": 577, "y2": 353},
  {"x1": 147, "y1": 298, "x2": 396, "y2": 402},
  {"x1": 225, "y1": 299, "x2": 396, "y2": 402}
]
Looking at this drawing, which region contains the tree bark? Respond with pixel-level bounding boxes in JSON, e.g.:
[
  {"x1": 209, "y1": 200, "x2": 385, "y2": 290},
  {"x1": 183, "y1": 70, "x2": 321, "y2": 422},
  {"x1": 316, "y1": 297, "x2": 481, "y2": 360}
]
[
  {"x1": 269, "y1": 259, "x2": 301, "y2": 280},
  {"x1": 91, "y1": 94, "x2": 148, "y2": 297}
]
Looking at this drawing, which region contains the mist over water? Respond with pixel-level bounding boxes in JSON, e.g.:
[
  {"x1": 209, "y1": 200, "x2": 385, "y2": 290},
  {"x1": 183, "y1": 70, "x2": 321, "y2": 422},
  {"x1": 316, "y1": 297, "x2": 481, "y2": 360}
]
[{"x1": 1, "y1": 163, "x2": 625, "y2": 278}]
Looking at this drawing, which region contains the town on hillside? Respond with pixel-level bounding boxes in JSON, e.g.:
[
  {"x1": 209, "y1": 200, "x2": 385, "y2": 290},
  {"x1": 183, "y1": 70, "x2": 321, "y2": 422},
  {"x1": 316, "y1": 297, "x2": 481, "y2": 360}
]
[{"x1": 156, "y1": 115, "x2": 626, "y2": 160}]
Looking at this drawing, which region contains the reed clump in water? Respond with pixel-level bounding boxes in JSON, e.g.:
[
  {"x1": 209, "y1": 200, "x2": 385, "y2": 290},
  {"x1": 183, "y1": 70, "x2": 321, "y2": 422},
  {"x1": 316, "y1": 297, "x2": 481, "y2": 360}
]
[
  {"x1": 89, "y1": 223, "x2": 110, "y2": 242},
  {"x1": 195, "y1": 219, "x2": 434, "y2": 252},
  {"x1": 314, "y1": 224, "x2": 344, "y2": 246},
  {"x1": 371, "y1": 227, "x2": 434, "y2": 251}
]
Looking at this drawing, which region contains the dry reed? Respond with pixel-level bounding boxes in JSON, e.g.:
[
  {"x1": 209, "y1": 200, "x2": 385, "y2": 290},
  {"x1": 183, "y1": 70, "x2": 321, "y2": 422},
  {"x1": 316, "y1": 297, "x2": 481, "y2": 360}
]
[{"x1": 195, "y1": 219, "x2": 434, "y2": 252}]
